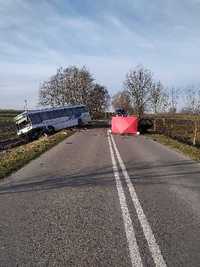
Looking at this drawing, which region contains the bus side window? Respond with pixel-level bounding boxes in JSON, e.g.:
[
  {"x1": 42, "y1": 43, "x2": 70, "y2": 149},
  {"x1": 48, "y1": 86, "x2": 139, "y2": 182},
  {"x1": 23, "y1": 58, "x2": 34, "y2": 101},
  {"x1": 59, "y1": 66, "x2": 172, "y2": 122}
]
[
  {"x1": 29, "y1": 114, "x2": 42, "y2": 124},
  {"x1": 64, "y1": 108, "x2": 73, "y2": 117},
  {"x1": 80, "y1": 107, "x2": 87, "y2": 113},
  {"x1": 40, "y1": 112, "x2": 50, "y2": 121},
  {"x1": 48, "y1": 110, "x2": 58, "y2": 120},
  {"x1": 74, "y1": 107, "x2": 82, "y2": 117},
  {"x1": 59, "y1": 109, "x2": 66, "y2": 117},
  {"x1": 54, "y1": 110, "x2": 62, "y2": 118},
  {"x1": 67, "y1": 109, "x2": 73, "y2": 117}
]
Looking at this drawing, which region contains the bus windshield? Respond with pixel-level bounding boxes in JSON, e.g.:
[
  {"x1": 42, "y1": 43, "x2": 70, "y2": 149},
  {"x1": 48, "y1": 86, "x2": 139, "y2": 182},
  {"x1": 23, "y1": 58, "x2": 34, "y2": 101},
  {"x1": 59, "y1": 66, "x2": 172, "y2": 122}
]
[{"x1": 16, "y1": 116, "x2": 30, "y2": 130}]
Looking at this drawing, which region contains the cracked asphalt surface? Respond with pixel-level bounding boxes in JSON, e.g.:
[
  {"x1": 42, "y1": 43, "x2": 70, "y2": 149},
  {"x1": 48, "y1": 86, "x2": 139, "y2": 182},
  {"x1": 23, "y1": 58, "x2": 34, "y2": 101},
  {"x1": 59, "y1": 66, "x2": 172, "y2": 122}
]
[{"x1": 1, "y1": 128, "x2": 200, "y2": 266}]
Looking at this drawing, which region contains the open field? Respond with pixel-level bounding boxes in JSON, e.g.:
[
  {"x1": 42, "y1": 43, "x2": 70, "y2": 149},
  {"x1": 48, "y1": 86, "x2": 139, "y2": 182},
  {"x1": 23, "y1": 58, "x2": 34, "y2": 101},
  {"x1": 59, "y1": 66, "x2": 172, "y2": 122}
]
[
  {"x1": 0, "y1": 110, "x2": 21, "y2": 141},
  {"x1": 146, "y1": 113, "x2": 200, "y2": 120}
]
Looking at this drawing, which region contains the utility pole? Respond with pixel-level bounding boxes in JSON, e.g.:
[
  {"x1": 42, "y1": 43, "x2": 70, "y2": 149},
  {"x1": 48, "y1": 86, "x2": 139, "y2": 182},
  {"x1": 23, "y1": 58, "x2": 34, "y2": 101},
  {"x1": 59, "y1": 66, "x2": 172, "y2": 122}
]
[{"x1": 24, "y1": 99, "x2": 28, "y2": 111}]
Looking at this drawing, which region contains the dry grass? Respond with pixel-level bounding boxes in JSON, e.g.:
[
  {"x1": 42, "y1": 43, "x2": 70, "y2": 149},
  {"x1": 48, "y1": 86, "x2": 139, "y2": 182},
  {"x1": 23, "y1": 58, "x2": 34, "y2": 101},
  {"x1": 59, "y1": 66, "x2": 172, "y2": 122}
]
[
  {"x1": 145, "y1": 114, "x2": 200, "y2": 146},
  {"x1": 146, "y1": 113, "x2": 200, "y2": 120},
  {"x1": 0, "y1": 130, "x2": 73, "y2": 179},
  {"x1": 147, "y1": 133, "x2": 200, "y2": 161}
]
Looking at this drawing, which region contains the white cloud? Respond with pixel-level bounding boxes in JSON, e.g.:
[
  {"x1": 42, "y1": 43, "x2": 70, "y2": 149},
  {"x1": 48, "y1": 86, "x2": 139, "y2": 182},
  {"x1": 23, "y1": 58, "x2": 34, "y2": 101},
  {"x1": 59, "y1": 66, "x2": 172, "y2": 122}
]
[{"x1": 1, "y1": 0, "x2": 200, "y2": 108}]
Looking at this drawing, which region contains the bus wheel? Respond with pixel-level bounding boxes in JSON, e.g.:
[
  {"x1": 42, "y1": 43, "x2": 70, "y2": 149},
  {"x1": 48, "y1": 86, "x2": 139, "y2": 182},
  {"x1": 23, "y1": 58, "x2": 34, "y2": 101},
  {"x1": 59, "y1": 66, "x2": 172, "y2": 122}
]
[
  {"x1": 47, "y1": 126, "x2": 55, "y2": 135},
  {"x1": 27, "y1": 131, "x2": 39, "y2": 141},
  {"x1": 78, "y1": 119, "x2": 83, "y2": 127},
  {"x1": 25, "y1": 133, "x2": 32, "y2": 142}
]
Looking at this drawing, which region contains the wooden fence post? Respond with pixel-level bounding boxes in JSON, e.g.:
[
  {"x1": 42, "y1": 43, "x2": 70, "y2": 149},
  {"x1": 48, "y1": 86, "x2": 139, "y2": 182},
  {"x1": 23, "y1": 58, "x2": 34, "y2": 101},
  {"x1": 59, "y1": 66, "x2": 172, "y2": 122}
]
[
  {"x1": 153, "y1": 118, "x2": 157, "y2": 132},
  {"x1": 193, "y1": 120, "x2": 198, "y2": 146},
  {"x1": 162, "y1": 118, "x2": 166, "y2": 134}
]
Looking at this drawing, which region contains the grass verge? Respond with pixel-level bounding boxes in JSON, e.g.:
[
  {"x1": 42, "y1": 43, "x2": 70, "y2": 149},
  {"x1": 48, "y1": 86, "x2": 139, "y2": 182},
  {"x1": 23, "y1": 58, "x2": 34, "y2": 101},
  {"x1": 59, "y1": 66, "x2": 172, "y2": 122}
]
[
  {"x1": 0, "y1": 130, "x2": 73, "y2": 179},
  {"x1": 146, "y1": 133, "x2": 200, "y2": 161}
]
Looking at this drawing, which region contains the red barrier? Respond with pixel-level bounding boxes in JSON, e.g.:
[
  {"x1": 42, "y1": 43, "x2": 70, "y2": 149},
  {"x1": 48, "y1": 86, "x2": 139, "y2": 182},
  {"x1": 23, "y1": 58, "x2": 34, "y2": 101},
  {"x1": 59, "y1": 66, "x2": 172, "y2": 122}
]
[{"x1": 111, "y1": 116, "x2": 138, "y2": 134}]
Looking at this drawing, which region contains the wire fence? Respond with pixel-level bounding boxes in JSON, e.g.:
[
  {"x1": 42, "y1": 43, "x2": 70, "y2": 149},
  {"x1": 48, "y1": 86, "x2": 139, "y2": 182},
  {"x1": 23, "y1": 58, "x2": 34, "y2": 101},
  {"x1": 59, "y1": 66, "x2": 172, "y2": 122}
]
[{"x1": 149, "y1": 117, "x2": 200, "y2": 146}]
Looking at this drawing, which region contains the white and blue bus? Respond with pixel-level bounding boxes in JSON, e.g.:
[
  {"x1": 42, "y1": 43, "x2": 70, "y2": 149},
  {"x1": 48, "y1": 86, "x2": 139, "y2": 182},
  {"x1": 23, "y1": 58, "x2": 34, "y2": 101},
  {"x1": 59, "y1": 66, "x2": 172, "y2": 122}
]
[{"x1": 15, "y1": 104, "x2": 91, "y2": 139}]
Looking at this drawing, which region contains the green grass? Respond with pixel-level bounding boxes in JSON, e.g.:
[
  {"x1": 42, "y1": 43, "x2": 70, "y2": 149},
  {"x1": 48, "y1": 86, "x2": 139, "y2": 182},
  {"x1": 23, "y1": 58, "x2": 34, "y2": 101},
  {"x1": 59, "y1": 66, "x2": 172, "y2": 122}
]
[
  {"x1": 0, "y1": 130, "x2": 73, "y2": 179},
  {"x1": 147, "y1": 133, "x2": 200, "y2": 161}
]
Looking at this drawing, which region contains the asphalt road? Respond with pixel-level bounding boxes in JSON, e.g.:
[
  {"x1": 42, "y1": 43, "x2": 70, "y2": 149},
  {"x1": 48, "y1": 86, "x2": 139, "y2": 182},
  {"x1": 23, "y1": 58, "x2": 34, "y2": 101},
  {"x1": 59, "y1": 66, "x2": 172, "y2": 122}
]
[{"x1": 0, "y1": 128, "x2": 200, "y2": 266}]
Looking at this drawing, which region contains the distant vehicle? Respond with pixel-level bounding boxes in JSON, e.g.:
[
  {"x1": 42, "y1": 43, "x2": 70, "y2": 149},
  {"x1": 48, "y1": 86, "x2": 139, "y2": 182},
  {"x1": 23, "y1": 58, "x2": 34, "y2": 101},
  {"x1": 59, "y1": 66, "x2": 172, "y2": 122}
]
[
  {"x1": 115, "y1": 108, "x2": 128, "y2": 116},
  {"x1": 14, "y1": 104, "x2": 91, "y2": 140}
]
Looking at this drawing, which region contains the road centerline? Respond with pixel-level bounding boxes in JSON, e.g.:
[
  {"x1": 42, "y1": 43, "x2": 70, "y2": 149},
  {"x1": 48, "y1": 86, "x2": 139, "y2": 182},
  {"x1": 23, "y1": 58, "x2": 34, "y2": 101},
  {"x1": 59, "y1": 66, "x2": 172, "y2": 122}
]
[
  {"x1": 110, "y1": 132, "x2": 167, "y2": 267},
  {"x1": 107, "y1": 133, "x2": 143, "y2": 267}
]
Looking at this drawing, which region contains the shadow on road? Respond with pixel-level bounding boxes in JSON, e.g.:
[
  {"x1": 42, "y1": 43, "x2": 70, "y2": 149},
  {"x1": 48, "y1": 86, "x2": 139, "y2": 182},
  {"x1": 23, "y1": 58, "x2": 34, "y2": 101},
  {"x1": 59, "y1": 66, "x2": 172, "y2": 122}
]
[
  {"x1": 87, "y1": 120, "x2": 110, "y2": 129},
  {"x1": 0, "y1": 159, "x2": 200, "y2": 195}
]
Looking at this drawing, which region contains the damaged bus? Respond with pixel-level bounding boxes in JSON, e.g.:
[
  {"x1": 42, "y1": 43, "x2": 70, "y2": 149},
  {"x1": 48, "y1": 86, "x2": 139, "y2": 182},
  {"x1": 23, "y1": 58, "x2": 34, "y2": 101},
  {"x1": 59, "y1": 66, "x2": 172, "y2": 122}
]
[{"x1": 14, "y1": 104, "x2": 91, "y2": 140}]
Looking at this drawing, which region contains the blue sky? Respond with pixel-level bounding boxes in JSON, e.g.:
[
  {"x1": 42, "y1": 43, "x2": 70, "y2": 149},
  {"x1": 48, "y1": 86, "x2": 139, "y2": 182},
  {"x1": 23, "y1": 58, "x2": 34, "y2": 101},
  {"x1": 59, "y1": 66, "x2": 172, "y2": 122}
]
[{"x1": 1, "y1": 0, "x2": 200, "y2": 109}]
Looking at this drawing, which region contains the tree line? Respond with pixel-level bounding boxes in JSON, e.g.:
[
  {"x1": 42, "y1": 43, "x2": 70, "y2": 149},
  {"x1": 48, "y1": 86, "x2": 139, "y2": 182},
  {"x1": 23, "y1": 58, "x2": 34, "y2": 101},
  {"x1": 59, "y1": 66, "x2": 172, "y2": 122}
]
[
  {"x1": 39, "y1": 65, "x2": 200, "y2": 118},
  {"x1": 112, "y1": 65, "x2": 169, "y2": 118}
]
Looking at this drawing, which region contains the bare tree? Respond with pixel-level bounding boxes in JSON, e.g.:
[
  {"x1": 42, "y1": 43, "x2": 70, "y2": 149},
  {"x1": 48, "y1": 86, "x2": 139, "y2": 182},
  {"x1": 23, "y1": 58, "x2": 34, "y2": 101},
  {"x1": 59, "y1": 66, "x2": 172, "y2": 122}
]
[
  {"x1": 150, "y1": 81, "x2": 168, "y2": 113},
  {"x1": 88, "y1": 84, "x2": 110, "y2": 117},
  {"x1": 39, "y1": 66, "x2": 110, "y2": 117},
  {"x1": 183, "y1": 85, "x2": 200, "y2": 114},
  {"x1": 112, "y1": 90, "x2": 134, "y2": 113},
  {"x1": 39, "y1": 66, "x2": 94, "y2": 107},
  {"x1": 168, "y1": 87, "x2": 179, "y2": 113},
  {"x1": 124, "y1": 65, "x2": 154, "y2": 117}
]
